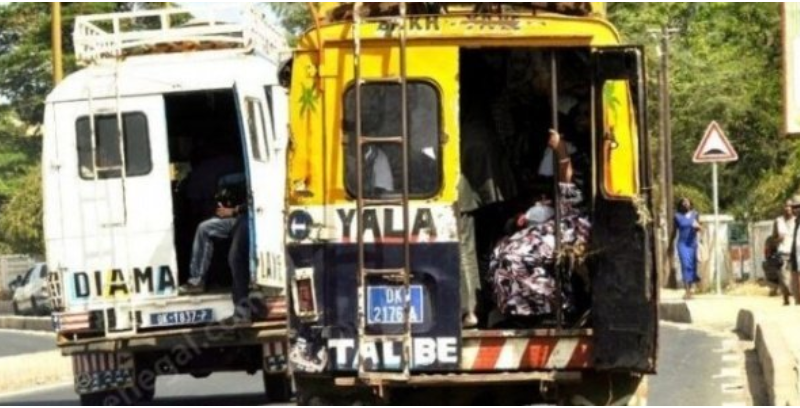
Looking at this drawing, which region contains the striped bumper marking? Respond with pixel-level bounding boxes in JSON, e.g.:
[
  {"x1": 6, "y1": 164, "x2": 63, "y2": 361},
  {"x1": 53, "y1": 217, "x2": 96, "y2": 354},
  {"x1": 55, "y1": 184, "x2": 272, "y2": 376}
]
[
  {"x1": 55, "y1": 312, "x2": 92, "y2": 332},
  {"x1": 461, "y1": 337, "x2": 592, "y2": 371}
]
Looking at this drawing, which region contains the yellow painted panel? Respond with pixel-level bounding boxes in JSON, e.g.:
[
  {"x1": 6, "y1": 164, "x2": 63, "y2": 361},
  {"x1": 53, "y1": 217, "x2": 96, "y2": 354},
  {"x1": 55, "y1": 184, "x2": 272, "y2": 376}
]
[
  {"x1": 601, "y1": 80, "x2": 639, "y2": 199},
  {"x1": 289, "y1": 46, "x2": 459, "y2": 207},
  {"x1": 299, "y1": 14, "x2": 620, "y2": 51}
]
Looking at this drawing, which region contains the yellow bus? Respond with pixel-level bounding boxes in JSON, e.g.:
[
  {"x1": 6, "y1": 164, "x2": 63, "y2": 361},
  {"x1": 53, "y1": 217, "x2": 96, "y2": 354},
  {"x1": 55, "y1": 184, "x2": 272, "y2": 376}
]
[{"x1": 283, "y1": 2, "x2": 656, "y2": 404}]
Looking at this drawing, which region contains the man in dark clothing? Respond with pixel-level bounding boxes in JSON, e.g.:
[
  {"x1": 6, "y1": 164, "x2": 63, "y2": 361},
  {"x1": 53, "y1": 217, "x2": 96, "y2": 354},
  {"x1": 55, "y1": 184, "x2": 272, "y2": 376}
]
[
  {"x1": 180, "y1": 174, "x2": 247, "y2": 294},
  {"x1": 226, "y1": 207, "x2": 256, "y2": 323}
]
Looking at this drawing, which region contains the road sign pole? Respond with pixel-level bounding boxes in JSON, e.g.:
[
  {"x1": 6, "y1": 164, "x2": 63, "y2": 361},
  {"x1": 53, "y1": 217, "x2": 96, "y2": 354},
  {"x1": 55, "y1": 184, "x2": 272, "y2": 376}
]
[{"x1": 712, "y1": 162, "x2": 721, "y2": 295}]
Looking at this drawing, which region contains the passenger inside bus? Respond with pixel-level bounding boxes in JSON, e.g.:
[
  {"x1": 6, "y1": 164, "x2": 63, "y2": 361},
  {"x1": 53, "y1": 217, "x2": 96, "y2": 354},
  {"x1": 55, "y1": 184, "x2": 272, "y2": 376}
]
[
  {"x1": 458, "y1": 48, "x2": 593, "y2": 329},
  {"x1": 344, "y1": 84, "x2": 439, "y2": 199},
  {"x1": 165, "y1": 90, "x2": 246, "y2": 292}
]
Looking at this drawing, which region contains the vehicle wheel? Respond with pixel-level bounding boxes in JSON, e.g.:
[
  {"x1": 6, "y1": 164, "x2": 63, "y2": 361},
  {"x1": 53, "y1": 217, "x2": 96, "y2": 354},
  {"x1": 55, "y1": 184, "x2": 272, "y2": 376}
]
[
  {"x1": 295, "y1": 376, "x2": 331, "y2": 406},
  {"x1": 134, "y1": 374, "x2": 156, "y2": 403},
  {"x1": 190, "y1": 371, "x2": 212, "y2": 379},
  {"x1": 79, "y1": 391, "x2": 125, "y2": 406},
  {"x1": 561, "y1": 372, "x2": 646, "y2": 406},
  {"x1": 132, "y1": 358, "x2": 156, "y2": 403},
  {"x1": 11, "y1": 301, "x2": 19, "y2": 316},
  {"x1": 30, "y1": 297, "x2": 37, "y2": 315},
  {"x1": 263, "y1": 371, "x2": 292, "y2": 403},
  {"x1": 294, "y1": 376, "x2": 380, "y2": 405}
]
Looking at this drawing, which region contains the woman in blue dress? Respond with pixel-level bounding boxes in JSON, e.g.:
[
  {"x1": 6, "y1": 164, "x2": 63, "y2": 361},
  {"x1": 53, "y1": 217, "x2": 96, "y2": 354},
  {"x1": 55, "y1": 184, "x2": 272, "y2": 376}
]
[{"x1": 669, "y1": 198, "x2": 702, "y2": 299}]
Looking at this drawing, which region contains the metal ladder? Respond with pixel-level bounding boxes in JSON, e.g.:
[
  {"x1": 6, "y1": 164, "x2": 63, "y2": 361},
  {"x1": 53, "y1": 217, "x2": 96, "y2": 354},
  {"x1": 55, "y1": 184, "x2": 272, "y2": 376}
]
[
  {"x1": 352, "y1": 2, "x2": 413, "y2": 382},
  {"x1": 86, "y1": 55, "x2": 137, "y2": 338}
]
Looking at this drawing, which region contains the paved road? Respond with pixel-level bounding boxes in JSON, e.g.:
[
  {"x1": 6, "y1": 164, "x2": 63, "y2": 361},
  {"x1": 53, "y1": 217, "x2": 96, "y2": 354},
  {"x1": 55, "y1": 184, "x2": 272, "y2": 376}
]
[
  {"x1": 0, "y1": 330, "x2": 56, "y2": 358},
  {"x1": 649, "y1": 323, "x2": 750, "y2": 406},
  {"x1": 0, "y1": 372, "x2": 273, "y2": 406},
  {"x1": 0, "y1": 323, "x2": 754, "y2": 406}
]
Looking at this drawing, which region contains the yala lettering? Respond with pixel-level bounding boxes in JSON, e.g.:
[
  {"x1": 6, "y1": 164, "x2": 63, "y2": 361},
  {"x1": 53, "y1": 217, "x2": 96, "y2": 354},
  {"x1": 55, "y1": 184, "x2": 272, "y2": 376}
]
[{"x1": 337, "y1": 207, "x2": 437, "y2": 241}]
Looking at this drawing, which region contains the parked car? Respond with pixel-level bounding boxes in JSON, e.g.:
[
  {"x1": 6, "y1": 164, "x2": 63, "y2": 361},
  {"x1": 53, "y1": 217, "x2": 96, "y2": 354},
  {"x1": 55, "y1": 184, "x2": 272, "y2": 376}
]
[{"x1": 12, "y1": 263, "x2": 50, "y2": 316}]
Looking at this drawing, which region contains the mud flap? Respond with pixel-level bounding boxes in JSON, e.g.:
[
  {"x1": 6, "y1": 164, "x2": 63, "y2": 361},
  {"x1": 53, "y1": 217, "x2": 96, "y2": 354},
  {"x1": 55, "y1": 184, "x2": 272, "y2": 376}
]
[
  {"x1": 72, "y1": 351, "x2": 135, "y2": 395},
  {"x1": 591, "y1": 200, "x2": 656, "y2": 371}
]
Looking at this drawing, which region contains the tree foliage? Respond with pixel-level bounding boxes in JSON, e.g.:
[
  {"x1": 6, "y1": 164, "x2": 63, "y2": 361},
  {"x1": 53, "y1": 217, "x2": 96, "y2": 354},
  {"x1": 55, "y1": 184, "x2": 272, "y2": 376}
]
[
  {"x1": 267, "y1": 3, "x2": 312, "y2": 46},
  {"x1": 0, "y1": 107, "x2": 39, "y2": 205},
  {"x1": 609, "y1": 3, "x2": 786, "y2": 221},
  {"x1": 0, "y1": 165, "x2": 43, "y2": 255},
  {"x1": 0, "y1": 3, "x2": 169, "y2": 255},
  {"x1": 0, "y1": 3, "x2": 170, "y2": 124}
]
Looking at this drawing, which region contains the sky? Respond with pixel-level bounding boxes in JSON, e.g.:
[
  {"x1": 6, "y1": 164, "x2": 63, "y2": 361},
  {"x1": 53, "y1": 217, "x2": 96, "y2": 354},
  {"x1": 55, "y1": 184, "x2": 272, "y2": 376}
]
[
  {"x1": 178, "y1": 2, "x2": 280, "y2": 25},
  {"x1": 179, "y1": 2, "x2": 248, "y2": 23}
]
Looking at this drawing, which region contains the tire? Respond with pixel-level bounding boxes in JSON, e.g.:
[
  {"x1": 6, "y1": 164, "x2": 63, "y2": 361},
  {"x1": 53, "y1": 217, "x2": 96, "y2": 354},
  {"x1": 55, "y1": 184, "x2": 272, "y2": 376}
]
[
  {"x1": 30, "y1": 296, "x2": 37, "y2": 316},
  {"x1": 79, "y1": 391, "x2": 125, "y2": 406},
  {"x1": 294, "y1": 375, "x2": 380, "y2": 405},
  {"x1": 190, "y1": 371, "x2": 212, "y2": 379},
  {"x1": 137, "y1": 386, "x2": 155, "y2": 404},
  {"x1": 134, "y1": 375, "x2": 156, "y2": 403},
  {"x1": 11, "y1": 301, "x2": 19, "y2": 316},
  {"x1": 132, "y1": 358, "x2": 156, "y2": 403},
  {"x1": 79, "y1": 384, "x2": 154, "y2": 406},
  {"x1": 263, "y1": 371, "x2": 292, "y2": 404},
  {"x1": 560, "y1": 373, "x2": 646, "y2": 406}
]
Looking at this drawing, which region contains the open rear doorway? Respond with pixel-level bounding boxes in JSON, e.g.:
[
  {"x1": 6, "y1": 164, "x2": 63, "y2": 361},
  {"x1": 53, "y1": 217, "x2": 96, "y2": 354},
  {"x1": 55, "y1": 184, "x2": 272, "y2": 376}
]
[
  {"x1": 458, "y1": 48, "x2": 594, "y2": 330},
  {"x1": 164, "y1": 90, "x2": 246, "y2": 291}
]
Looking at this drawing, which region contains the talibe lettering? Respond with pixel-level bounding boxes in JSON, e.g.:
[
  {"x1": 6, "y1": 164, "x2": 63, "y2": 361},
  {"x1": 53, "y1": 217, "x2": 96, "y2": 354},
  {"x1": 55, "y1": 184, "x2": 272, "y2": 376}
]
[{"x1": 328, "y1": 337, "x2": 458, "y2": 369}]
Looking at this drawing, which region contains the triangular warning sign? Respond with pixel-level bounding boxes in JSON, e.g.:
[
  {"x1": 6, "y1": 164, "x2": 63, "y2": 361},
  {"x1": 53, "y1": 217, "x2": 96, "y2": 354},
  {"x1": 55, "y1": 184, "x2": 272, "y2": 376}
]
[{"x1": 692, "y1": 121, "x2": 738, "y2": 163}]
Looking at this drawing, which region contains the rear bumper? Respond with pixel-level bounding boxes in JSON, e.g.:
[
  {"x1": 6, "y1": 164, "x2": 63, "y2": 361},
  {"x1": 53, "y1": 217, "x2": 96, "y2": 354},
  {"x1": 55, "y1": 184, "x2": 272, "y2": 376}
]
[
  {"x1": 67, "y1": 326, "x2": 289, "y2": 395},
  {"x1": 53, "y1": 294, "x2": 287, "y2": 339},
  {"x1": 332, "y1": 370, "x2": 584, "y2": 387},
  {"x1": 57, "y1": 320, "x2": 287, "y2": 355}
]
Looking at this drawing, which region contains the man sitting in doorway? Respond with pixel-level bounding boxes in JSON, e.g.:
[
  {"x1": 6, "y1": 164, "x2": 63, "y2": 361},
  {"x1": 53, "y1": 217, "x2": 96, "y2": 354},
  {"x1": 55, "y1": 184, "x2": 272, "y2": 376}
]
[{"x1": 180, "y1": 174, "x2": 246, "y2": 294}]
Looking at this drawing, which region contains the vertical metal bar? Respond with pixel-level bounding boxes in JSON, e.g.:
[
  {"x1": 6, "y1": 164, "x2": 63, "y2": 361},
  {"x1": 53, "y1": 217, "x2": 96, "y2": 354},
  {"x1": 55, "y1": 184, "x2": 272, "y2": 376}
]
[
  {"x1": 352, "y1": 2, "x2": 366, "y2": 377},
  {"x1": 662, "y1": 28, "x2": 676, "y2": 290},
  {"x1": 86, "y1": 74, "x2": 110, "y2": 337},
  {"x1": 549, "y1": 50, "x2": 563, "y2": 331},
  {"x1": 113, "y1": 44, "x2": 135, "y2": 335},
  {"x1": 114, "y1": 61, "x2": 128, "y2": 226},
  {"x1": 712, "y1": 163, "x2": 721, "y2": 295},
  {"x1": 398, "y1": 2, "x2": 411, "y2": 378}
]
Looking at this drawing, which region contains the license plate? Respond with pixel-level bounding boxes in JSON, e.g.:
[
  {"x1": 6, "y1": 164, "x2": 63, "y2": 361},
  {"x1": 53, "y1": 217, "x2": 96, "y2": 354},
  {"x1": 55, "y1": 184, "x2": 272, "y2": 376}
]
[
  {"x1": 367, "y1": 285, "x2": 424, "y2": 325},
  {"x1": 149, "y1": 309, "x2": 214, "y2": 327}
]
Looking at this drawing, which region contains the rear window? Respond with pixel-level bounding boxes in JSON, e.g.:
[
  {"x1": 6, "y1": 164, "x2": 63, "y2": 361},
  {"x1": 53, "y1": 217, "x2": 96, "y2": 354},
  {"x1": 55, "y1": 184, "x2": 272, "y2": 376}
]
[
  {"x1": 76, "y1": 112, "x2": 152, "y2": 179},
  {"x1": 343, "y1": 82, "x2": 442, "y2": 198}
]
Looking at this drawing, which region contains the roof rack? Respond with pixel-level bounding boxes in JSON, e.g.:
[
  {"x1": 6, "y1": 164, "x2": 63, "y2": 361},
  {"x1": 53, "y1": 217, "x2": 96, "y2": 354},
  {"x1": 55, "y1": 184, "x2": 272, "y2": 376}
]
[
  {"x1": 73, "y1": 6, "x2": 288, "y2": 66},
  {"x1": 318, "y1": 2, "x2": 598, "y2": 23}
]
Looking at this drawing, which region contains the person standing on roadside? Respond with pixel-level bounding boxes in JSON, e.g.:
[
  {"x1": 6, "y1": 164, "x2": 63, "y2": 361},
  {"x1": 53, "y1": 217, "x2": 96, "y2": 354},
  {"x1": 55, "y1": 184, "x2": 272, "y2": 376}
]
[
  {"x1": 787, "y1": 197, "x2": 800, "y2": 305},
  {"x1": 773, "y1": 199, "x2": 796, "y2": 305},
  {"x1": 669, "y1": 198, "x2": 702, "y2": 300}
]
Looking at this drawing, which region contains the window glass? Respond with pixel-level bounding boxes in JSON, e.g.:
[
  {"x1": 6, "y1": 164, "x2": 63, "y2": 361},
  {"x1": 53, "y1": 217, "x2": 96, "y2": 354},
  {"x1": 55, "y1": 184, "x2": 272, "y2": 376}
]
[
  {"x1": 245, "y1": 99, "x2": 268, "y2": 162},
  {"x1": 343, "y1": 82, "x2": 441, "y2": 198},
  {"x1": 76, "y1": 113, "x2": 151, "y2": 179}
]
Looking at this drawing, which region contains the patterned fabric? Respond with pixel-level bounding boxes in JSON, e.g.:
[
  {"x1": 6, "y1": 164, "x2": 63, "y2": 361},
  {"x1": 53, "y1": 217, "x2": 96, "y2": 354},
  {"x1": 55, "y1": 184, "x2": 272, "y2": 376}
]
[{"x1": 488, "y1": 183, "x2": 591, "y2": 317}]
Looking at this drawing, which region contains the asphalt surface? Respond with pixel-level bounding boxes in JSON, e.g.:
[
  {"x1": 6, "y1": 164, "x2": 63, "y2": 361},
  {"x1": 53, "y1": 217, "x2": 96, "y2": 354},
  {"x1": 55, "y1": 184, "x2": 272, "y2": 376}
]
[
  {"x1": 0, "y1": 329, "x2": 56, "y2": 358},
  {"x1": 0, "y1": 323, "x2": 752, "y2": 406},
  {"x1": 0, "y1": 373, "x2": 272, "y2": 406},
  {"x1": 649, "y1": 323, "x2": 749, "y2": 406}
]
